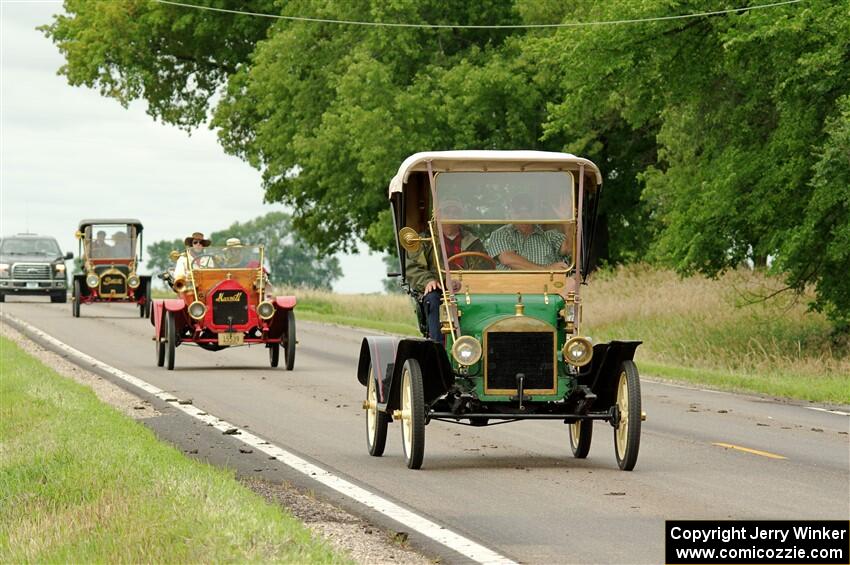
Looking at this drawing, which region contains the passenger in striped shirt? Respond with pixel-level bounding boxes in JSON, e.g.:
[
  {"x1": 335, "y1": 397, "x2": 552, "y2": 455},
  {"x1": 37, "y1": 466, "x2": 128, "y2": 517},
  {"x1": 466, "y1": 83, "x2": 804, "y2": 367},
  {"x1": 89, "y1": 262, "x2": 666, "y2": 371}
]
[{"x1": 485, "y1": 197, "x2": 574, "y2": 272}]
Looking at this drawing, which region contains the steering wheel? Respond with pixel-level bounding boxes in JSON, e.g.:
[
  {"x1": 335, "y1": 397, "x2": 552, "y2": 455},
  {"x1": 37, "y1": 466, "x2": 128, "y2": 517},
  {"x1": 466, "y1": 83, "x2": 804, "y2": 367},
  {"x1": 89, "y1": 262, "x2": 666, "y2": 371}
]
[
  {"x1": 447, "y1": 251, "x2": 497, "y2": 269},
  {"x1": 191, "y1": 252, "x2": 216, "y2": 268}
]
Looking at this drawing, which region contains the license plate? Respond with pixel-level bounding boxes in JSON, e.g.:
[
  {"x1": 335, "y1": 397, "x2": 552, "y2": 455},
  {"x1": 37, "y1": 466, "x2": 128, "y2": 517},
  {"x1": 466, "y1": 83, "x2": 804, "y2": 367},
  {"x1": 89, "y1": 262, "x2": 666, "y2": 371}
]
[
  {"x1": 26, "y1": 282, "x2": 39, "y2": 289},
  {"x1": 218, "y1": 332, "x2": 244, "y2": 346}
]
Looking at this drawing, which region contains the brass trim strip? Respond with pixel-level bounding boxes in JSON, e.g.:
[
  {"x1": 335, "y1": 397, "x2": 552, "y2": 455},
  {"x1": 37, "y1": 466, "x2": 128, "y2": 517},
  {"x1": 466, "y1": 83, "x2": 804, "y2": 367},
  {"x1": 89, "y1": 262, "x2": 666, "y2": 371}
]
[
  {"x1": 186, "y1": 250, "x2": 199, "y2": 302},
  {"x1": 438, "y1": 219, "x2": 576, "y2": 225}
]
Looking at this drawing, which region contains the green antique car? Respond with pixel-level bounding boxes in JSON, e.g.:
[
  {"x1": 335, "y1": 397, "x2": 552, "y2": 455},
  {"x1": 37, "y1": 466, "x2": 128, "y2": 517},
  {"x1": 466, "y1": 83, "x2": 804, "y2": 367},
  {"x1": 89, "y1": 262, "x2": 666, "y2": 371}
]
[{"x1": 357, "y1": 151, "x2": 643, "y2": 470}]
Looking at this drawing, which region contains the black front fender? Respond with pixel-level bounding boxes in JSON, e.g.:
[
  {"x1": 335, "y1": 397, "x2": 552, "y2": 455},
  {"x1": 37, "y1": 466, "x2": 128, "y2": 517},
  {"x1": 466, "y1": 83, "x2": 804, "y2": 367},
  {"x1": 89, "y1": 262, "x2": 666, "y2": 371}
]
[
  {"x1": 581, "y1": 340, "x2": 642, "y2": 409},
  {"x1": 385, "y1": 338, "x2": 454, "y2": 412},
  {"x1": 357, "y1": 336, "x2": 401, "y2": 406}
]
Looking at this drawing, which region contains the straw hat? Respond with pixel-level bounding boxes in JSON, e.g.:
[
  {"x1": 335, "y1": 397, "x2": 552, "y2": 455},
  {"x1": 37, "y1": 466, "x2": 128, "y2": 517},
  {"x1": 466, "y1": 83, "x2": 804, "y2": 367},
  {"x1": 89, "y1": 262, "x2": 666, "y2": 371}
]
[{"x1": 183, "y1": 232, "x2": 211, "y2": 247}]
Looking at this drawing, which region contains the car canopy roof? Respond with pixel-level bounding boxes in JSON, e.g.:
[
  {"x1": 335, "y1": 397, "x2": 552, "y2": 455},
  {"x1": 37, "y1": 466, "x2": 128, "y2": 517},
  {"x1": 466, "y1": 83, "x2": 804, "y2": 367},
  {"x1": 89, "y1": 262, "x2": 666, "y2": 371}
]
[
  {"x1": 388, "y1": 150, "x2": 603, "y2": 197},
  {"x1": 78, "y1": 219, "x2": 144, "y2": 231}
]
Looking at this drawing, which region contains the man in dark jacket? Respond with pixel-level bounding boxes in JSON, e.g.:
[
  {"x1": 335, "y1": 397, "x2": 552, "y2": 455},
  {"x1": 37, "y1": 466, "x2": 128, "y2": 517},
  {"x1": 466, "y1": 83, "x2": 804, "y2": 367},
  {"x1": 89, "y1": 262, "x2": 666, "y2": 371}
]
[{"x1": 405, "y1": 201, "x2": 492, "y2": 342}]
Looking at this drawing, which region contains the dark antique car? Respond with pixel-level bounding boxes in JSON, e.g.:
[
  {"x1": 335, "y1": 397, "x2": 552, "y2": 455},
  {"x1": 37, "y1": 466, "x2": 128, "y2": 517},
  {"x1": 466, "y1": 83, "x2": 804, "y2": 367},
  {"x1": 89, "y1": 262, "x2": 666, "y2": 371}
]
[
  {"x1": 72, "y1": 219, "x2": 151, "y2": 317},
  {"x1": 151, "y1": 243, "x2": 296, "y2": 370},
  {"x1": 357, "y1": 151, "x2": 644, "y2": 470}
]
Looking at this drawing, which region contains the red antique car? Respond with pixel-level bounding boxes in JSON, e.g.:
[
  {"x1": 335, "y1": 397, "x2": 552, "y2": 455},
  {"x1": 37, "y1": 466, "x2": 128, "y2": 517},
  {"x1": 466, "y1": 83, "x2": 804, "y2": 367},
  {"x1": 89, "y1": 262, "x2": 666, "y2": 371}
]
[
  {"x1": 72, "y1": 219, "x2": 152, "y2": 318},
  {"x1": 151, "y1": 243, "x2": 296, "y2": 370}
]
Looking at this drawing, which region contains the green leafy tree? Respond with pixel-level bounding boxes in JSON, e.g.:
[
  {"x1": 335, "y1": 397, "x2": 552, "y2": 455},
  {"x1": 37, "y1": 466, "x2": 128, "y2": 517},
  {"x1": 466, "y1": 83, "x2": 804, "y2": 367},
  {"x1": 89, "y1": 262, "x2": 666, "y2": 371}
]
[
  {"x1": 145, "y1": 238, "x2": 183, "y2": 275},
  {"x1": 210, "y1": 211, "x2": 342, "y2": 289},
  {"x1": 144, "y1": 212, "x2": 342, "y2": 289},
  {"x1": 45, "y1": 0, "x2": 850, "y2": 324},
  {"x1": 146, "y1": 214, "x2": 342, "y2": 289},
  {"x1": 42, "y1": 0, "x2": 277, "y2": 128},
  {"x1": 530, "y1": 0, "x2": 850, "y2": 325}
]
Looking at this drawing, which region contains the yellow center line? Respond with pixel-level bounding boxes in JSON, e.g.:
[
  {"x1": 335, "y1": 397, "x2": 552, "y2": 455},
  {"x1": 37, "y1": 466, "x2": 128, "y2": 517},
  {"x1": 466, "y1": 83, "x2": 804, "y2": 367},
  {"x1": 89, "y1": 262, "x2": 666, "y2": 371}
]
[{"x1": 712, "y1": 442, "x2": 787, "y2": 460}]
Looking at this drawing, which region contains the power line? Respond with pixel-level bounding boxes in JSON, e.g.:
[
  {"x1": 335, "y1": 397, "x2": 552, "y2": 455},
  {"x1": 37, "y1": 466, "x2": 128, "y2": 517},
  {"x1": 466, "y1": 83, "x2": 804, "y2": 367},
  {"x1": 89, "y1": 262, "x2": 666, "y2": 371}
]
[{"x1": 154, "y1": 0, "x2": 804, "y2": 29}]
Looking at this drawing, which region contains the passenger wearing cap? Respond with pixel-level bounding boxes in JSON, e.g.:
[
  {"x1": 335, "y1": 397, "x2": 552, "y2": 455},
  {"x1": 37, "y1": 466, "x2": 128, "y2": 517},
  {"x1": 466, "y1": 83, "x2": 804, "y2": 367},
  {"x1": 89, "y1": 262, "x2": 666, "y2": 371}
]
[
  {"x1": 174, "y1": 231, "x2": 213, "y2": 281},
  {"x1": 406, "y1": 199, "x2": 492, "y2": 343},
  {"x1": 223, "y1": 237, "x2": 248, "y2": 268},
  {"x1": 486, "y1": 195, "x2": 574, "y2": 277}
]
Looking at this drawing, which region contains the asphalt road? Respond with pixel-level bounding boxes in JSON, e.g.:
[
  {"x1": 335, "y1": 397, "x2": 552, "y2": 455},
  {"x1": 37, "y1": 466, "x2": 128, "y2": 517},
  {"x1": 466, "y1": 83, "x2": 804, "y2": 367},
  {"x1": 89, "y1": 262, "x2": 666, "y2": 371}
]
[{"x1": 3, "y1": 298, "x2": 848, "y2": 564}]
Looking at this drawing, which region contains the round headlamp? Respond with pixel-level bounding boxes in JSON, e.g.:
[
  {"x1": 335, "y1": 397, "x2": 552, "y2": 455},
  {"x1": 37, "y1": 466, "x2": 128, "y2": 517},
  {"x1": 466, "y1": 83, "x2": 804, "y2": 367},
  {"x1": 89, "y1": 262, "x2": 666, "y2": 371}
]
[
  {"x1": 451, "y1": 336, "x2": 482, "y2": 366},
  {"x1": 188, "y1": 301, "x2": 207, "y2": 320},
  {"x1": 127, "y1": 274, "x2": 140, "y2": 288},
  {"x1": 256, "y1": 300, "x2": 275, "y2": 320},
  {"x1": 563, "y1": 336, "x2": 593, "y2": 367},
  {"x1": 85, "y1": 273, "x2": 100, "y2": 288}
]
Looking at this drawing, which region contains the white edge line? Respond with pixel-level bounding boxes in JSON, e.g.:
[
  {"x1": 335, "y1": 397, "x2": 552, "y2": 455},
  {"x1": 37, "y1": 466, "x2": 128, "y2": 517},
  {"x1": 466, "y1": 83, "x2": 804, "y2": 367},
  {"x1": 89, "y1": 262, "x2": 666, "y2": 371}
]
[
  {"x1": 650, "y1": 379, "x2": 732, "y2": 395},
  {"x1": 0, "y1": 313, "x2": 516, "y2": 565},
  {"x1": 805, "y1": 407, "x2": 850, "y2": 417}
]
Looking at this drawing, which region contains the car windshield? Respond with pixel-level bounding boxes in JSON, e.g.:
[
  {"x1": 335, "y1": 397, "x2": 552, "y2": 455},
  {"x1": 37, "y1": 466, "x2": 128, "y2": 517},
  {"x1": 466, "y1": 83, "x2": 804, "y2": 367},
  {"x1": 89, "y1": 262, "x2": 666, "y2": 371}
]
[
  {"x1": 433, "y1": 172, "x2": 575, "y2": 273},
  {"x1": 86, "y1": 224, "x2": 136, "y2": 259},
  {"x1": 0, "y1": 238, "x2": 61, "y2": 256},
  {"x1": 187, "y1": 245, "x2": 263, "y2": 271}
]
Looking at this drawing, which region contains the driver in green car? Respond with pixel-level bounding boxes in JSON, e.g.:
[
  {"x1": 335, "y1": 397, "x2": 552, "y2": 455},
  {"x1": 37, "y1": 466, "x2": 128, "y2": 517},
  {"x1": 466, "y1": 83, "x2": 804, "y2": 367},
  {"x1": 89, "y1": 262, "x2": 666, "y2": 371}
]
[{"x1": 405, "y1": 200, "x2": 492, "y2": 342}]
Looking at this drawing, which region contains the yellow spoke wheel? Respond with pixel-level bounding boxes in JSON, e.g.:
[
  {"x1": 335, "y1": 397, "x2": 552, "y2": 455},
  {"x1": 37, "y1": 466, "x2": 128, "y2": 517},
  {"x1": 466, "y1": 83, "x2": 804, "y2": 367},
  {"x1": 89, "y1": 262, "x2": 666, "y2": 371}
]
[
  {"x1": 613, "y1": 360, "x2": 641, "y2": 471},
  {"x1": 365, "y1": 366, "x2": 388, "y2": 457},
  {"x1": 569, "y1": 418, "x2": 593, "y2": 459},
  {"x1": 400, "y1": 358, "x2": 425, "y2": 470}
]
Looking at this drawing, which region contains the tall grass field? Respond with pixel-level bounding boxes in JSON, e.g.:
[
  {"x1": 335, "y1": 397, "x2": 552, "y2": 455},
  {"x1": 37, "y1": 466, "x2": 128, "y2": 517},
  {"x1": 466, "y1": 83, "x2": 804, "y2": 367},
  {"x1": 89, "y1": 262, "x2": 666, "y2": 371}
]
[
  {"x1": 285, "y1": 265, "x2": 848, "y2": 404},
  {"x1": 0, "y1": 336, "x2": 349, "y2": 563}
]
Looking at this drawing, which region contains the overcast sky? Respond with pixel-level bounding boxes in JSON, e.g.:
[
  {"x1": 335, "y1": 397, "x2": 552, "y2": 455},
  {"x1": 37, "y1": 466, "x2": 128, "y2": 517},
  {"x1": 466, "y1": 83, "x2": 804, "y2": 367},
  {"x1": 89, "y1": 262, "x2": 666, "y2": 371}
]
[{"x1": 0, "y1": 0, "x2": 386, "y2": 293}]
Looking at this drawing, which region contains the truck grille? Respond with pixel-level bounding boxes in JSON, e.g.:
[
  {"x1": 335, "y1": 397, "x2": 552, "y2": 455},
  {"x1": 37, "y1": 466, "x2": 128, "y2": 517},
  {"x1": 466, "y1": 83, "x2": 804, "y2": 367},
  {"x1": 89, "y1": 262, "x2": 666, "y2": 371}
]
[
  {"x1": 212, "y1": 290, "x2": 249, "y2": 326},
  {"x1": 485, "y1": 331, "x2": 556, "y2": 393},
  {"x1": 12, "y1": 264, "x2": 51, "y2": 280}
]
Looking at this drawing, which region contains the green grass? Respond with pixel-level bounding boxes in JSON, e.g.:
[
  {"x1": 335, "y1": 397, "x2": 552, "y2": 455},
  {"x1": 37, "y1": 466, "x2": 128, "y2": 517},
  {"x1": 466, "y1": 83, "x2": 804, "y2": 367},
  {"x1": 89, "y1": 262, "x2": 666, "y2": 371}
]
[
  {"x1": 284, "y1": 286, "x2": 419, "y2": 336},
  {"x1": 0, "y1": 336, "x2": 350, "y2": 564},
  {"x1": 582, "y1": 265, "x2": 849, "y2": 404},
  {"x1": 637, "y1": 361, "x2": 849, "y2": 402}
]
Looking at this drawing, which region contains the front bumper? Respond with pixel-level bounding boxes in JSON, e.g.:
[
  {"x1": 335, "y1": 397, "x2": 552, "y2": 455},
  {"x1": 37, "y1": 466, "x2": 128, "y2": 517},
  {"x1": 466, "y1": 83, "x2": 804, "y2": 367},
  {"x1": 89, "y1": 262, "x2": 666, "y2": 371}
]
[{"x1": 0, "y1": 279, "x2": 66, "y2": 294}]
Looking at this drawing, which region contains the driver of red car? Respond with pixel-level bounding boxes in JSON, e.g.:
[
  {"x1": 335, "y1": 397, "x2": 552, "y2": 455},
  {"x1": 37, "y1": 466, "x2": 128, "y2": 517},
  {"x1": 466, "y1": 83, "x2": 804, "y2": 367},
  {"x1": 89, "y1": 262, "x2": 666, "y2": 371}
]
[{"x1": 174, "y1": 231, "x2": 213, "y2": 282}]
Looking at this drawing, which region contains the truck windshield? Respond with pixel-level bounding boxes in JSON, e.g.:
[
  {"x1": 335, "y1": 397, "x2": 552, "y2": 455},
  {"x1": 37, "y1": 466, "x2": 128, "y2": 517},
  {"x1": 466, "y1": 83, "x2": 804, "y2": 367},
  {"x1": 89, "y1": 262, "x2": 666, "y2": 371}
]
[{"x1": 0, "y1": 238, "x2": 61, "y2": 256}]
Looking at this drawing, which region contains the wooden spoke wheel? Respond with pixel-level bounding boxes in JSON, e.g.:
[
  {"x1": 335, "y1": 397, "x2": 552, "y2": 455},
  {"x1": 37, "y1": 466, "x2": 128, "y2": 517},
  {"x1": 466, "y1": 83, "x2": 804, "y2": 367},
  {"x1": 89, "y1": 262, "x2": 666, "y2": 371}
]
[
  {"x1": 569, "y1": 419, "x2": 593, "y2": 459},
  {"x1": 284, "y1": 310, "x2": 296, "y2": 371},
  {"x1": 155, "y1": 311, "x2": 165, "y2": 367},
  {"x1": 399, "y1": 358, "x2": 425, "y2": 469},
  {"x1": 614, "y1": 360, "x2": 642, "y2": 471},
  {"x1": 165, "y1": 311, "x2": 177, "y2": 371},
  {"x1": 268, "y1": 342, "x2": 280, "y2": 368},
  {"x1": 365, "y1": 367, "x2": 389, "y2": 457},
  {"x1": 71, "y1": 280, "x2": 81, "y2": 318},
  {"x1": 139, "y1": 285, "x2": 151, "y2": 318}
]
